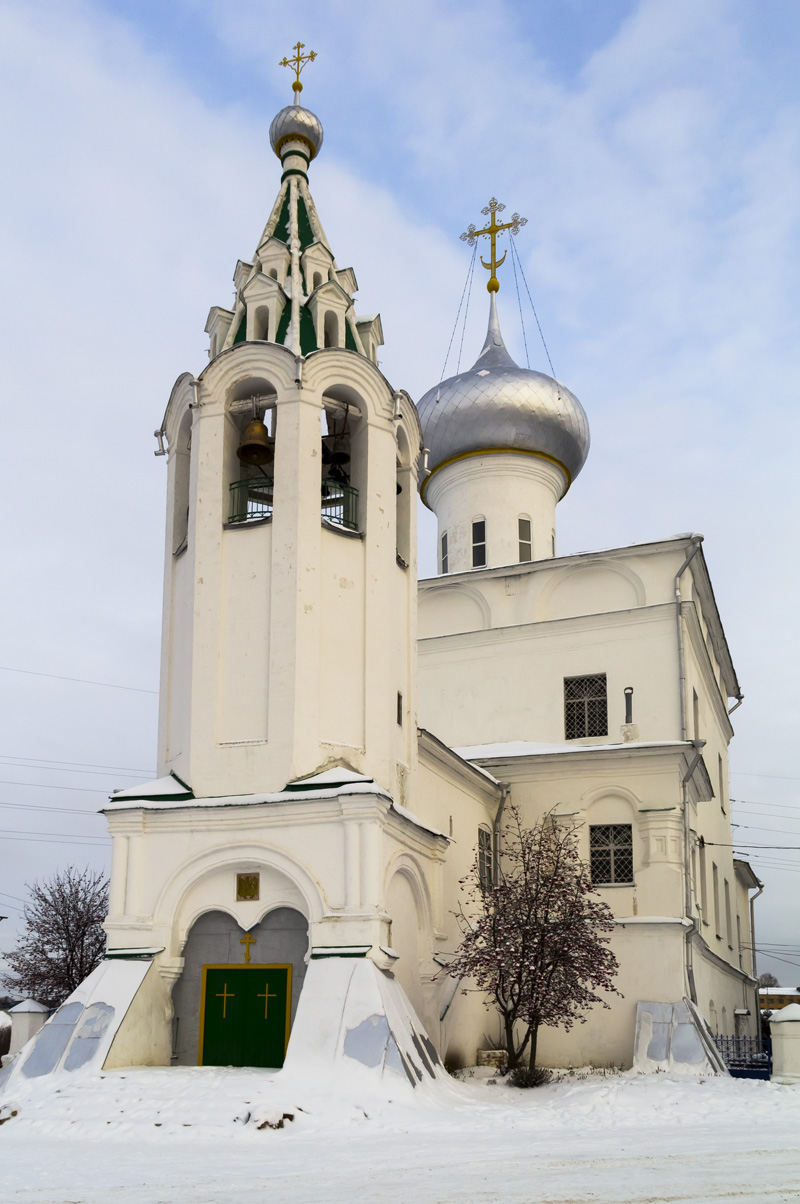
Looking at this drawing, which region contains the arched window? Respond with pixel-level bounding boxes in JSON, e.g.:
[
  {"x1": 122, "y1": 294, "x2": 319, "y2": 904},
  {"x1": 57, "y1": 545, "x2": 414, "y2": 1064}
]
[
  {"x1": 518, "y1": 516, "x2": 532, "y2": 562},
  {"x1": 472, "y1": 518, "x2": 486, "y2": 568},
  {"x1": 323, "y1": 310, "x2": 339, "y2": 348},
  {"x1": 254, "y1": 306, "x2": 270, "y2": 342},
  {"x1": 268, "y1": 267, "x2": 278, "y2": 280},
  {"x1": 313, "y1": 271, "x2": 323, "y2": 290}
]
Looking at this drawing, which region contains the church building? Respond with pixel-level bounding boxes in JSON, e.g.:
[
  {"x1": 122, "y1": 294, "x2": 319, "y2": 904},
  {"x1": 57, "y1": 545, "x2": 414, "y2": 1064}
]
[{"x1": 1, "y1": 52, "x2": 763, "y2": 1087}]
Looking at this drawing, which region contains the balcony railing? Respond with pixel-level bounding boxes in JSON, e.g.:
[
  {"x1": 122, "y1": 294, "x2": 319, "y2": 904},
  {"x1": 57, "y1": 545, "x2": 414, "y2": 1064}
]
[
  {"x1": 321, "y1": 478, "x2": 359, "y2": 531},
  {"x1": 229, "y1": 477, "x2": 274, "y2": 524},
  {"x1": 229, "y1": 476, "x2": 359, "y2": 532}
]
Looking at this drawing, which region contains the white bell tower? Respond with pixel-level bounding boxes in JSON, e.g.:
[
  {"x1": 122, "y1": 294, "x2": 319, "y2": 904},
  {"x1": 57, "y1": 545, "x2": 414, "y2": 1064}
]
[{"x1": 155, "y1": 87, "x2": 421, "y2": 803}]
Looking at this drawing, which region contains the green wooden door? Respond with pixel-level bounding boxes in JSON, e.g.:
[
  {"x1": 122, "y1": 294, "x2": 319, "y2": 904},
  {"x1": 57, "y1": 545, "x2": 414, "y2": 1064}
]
[{"x1": 199, "y1": 965, "x2": 291, "y2": 1068}]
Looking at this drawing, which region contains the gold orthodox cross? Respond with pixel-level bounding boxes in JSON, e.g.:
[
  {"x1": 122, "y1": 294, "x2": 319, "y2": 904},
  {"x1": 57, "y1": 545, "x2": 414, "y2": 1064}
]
[
  {"x1": 257, "y1": 982, "x2": 278, "y2": 1019},
  {"x1": 215, "y1": 983, "x2": 234, "y2": 1019},
  {"x1": 460, "y1": 198, "x2": 528, "y2": 293},
  {"x1": 279, "y1": 41, "x2": 318, "y2": 94},
  {"x1": 240, "y1": 932, "x2": 256, "y2": 964}
]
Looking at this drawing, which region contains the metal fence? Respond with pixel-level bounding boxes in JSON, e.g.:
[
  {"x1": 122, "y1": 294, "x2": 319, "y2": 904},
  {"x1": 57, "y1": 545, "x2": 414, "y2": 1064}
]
[
  {"x1": 714, "y1": 1035, "x2": 771, "y2": 1079},
  {"x1": 229, "y1": 477, "x2": 274, "y2": 524},
  {"x1": 320, "y1": 479, "x2": 359, "y2": 531}
]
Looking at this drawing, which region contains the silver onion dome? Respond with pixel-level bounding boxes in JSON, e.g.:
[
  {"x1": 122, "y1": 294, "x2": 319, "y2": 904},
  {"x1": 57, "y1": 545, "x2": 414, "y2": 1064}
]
[
  {"x1": 417, "y1": 297, "x2": 589, "y2": 491},
  {"x1": 269, "y1": 103, "x2": 324, "y2": 160}
]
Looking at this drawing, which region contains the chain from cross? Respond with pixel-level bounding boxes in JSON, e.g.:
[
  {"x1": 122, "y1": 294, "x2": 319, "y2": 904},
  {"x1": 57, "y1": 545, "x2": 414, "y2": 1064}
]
[
  {"x1": 460, "y1": 198, "x2": 528, "y2": 293},
  {"x1": 279, "y1": 41, "x2": 318, "y2": 95},
  {"x1": 240, "y1": 932, "x2": 256, "y2": 964},
  {"x1": 257, "y1": 982, "x2": 278, "y2": 1020},
  {"x1": 215, "y1": 983, "x2": 234, "y2": 1019}
]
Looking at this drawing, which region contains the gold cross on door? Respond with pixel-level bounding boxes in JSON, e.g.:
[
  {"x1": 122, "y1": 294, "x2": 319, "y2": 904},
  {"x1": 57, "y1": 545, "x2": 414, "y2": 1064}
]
[
  {"x1": 257, "y1": 982, "x2": 278, "y2": 1019},
  {"x1": 215, "y1": 982, "x2": 234, "y2": 1019}
]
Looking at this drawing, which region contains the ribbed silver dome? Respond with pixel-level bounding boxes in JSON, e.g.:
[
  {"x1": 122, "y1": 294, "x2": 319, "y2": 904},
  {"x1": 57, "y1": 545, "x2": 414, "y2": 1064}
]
[
  {"x1": 269, "y1": 103, "x2": 324, "y2": 160},
  {"x1": 417, "y1": 297, "x2": 589, "y2": 490}
]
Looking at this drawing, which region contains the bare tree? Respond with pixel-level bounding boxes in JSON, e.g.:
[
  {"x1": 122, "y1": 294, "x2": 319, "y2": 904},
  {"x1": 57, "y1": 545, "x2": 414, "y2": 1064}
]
[
  {"x1": 1, "y1": 867, "x2": 109, "y2": 1008},
  {"x1": 449, "y1": 805, "x2": 620, "y2": 1074},
  {"x1": 758, "y1": 971, "x2": 779, "y2": 988}
]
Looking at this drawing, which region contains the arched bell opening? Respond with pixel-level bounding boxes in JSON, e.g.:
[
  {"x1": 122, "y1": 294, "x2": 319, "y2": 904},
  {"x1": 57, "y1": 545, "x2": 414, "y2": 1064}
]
[
  {"x1": 224, "y1": 377, "x2": 278, "y2": 525},
  {"x1": 172, "y1": 407, "x2": 193, "y2": 556},
  {"x1": 320, "y1": 388, "x2": 366, "y2": 532},
  {"x1": 171, "y1": 906, "x2": 309, "y2": 1067},
  {"x1": 395, "y1": 423, "x2": 412, "y2": 565}
]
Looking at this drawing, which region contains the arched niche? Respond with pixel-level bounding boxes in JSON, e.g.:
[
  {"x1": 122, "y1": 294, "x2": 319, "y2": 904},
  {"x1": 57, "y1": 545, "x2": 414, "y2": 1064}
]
[
  {"x1": 418, "y1": 584, "x2": 490, "y2": 638},
  {"x1": 171, "y1": 905, "x2": 309, "y2": 1066},
  {"x1": 385, "y1": 864, "x2": 427, "y2": 1021},
  {"x1": 537, "y1": 560, "x2": 646, "y2": 621}
]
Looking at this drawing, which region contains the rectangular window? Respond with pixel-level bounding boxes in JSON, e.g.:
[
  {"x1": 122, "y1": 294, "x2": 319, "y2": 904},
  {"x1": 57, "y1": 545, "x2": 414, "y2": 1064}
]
[
  {"x1": 396, "y1": 691, "x2": 403, "y2": 727},
  {"x1": 478, "y1": 827, "x2": 493, "y2": 889},
  {"x1": 590, "y1": 824, "x2": 634, "y2": 885},
  {"x1": 713, "y1": 862, "x2": 721, "y2": 937},
  {"x1": 441, "y1": 531, "x2": 448, "y2": 574},
  {"x1": 518, "y1": 517, "x2": 532, "y2": 562},
  {"x1": 718, "y1": 754, "x2": 726, "y2": 814},
  {"x1": 692, "y1": 689, "x2": 700, "y2": 740},
  {"x1": 724, "y1": 879, "x2": 732, "y2": 948},
  {"x1": 737, "y1": 913, "x2": 743, "y2": 968},
  {"x1": 564, "y1": 674, "x2": 608, "y2": 739},
  {"x1": 472, "y1": 520, "x2": 486, "y2": 568}
]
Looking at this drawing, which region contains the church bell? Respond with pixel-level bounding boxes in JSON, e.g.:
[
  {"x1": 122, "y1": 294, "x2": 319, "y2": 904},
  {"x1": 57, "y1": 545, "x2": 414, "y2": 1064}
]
[{"x1": 236, "y1": 418, "x2": 274, "y2": 467}]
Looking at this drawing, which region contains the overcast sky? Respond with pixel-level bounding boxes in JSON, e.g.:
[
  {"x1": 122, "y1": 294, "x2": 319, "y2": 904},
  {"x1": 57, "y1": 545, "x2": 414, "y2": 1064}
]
[{"x1": 0, "y1": 0, "x2": 798, "y2": 986}]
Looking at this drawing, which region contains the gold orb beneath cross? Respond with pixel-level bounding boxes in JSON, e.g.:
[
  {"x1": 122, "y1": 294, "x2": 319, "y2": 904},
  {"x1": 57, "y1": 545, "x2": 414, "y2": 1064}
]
[{"x1": 487, "y1": 277, "x2": 500, "y2": 293}]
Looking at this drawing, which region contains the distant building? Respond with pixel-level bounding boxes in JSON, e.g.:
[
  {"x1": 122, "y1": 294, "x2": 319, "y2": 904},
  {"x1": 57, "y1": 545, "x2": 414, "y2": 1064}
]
[{"x1": 760, "y1": 988, "x2": 799, "y2": 1012}]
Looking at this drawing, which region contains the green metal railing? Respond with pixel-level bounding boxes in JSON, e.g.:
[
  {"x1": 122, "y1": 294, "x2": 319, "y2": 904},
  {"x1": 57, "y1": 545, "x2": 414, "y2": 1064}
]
[
  {"x1": 229, "y1": 477, "x2": 274, "y2": 524},
  {"x1": 321, "y1": 479, "x2": 359, "y2": 531},
  {"x1": 229, "y1": 476, "x2": 359, "y2": 532}
]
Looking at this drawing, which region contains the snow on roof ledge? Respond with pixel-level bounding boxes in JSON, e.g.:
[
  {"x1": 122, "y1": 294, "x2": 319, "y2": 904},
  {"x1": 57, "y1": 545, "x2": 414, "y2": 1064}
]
[
  {"x1": 109, "y1": 773, "x2": 193, "y2": 801},
  {"x1": 455, "y1": 740, "x2": 694, "y2": 761}
]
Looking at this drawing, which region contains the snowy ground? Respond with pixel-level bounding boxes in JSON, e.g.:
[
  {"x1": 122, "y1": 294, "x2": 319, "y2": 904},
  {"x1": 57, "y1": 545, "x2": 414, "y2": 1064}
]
[{"x1": 1, "y1": 1065, "x2": 798, "y2": 1203}]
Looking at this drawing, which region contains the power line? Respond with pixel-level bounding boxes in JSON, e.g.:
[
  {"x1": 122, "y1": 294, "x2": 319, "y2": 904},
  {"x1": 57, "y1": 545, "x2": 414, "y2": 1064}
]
[
  {"x1": 0, "y1": 665, "x2": 157, "y2": 695},
  {"x1": 0, "y1": 755, "x2": 154, "y2": 774},
  {"x1": 0, "y1": 780, "x2": 108, "y2": 794},
  {"x1": 705, "y1": 842, "x2": 800, "y2": 849},
  {"x1": 0, "y1": 760, "x2": 151, "y2": 780},
  {"x1": 731, "y1": 770, "x2": 800, "y2": 782},
  {"x1": 0, "y1": 801, "x2": 101, "y2": 816},
  {"x1": 0, "y1": 828, "x2": 107, "y2": 842},
  {"x1": 0, "y1": 835, "x2": 110, "y2": 848}
]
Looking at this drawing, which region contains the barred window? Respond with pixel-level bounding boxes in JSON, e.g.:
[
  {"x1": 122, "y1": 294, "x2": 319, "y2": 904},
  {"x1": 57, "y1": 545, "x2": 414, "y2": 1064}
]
[
  {"x1": 564, "y1": 673, "x2": 608, "y2": 739},
  {"x1": 590, "y1": 824, "x2": 633, "y2": 884},
  {"x1": 472, "y1": 519, "x2": 486, "y2": 568},
  {"x1": 478, "y1": 826, "x2": 493, "y2": 889}
]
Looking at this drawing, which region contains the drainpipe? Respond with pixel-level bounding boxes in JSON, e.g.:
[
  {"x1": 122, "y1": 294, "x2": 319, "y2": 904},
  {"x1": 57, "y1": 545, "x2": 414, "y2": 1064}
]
[
  {"x1": 681, "y1": 739, "x2": 706, "y2": 1005},
  {"x1": 675, "y1": 536, "x2": 702, "y2": 1004},
  {"x1": 749, "y1": 882, "x2": 764, "y2": 1034}
]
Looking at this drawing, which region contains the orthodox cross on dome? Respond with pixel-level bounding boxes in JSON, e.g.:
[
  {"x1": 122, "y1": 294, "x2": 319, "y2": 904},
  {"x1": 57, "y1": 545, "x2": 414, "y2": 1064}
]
[
  {"x1": 279, "y1": 41, "x2": 318, "y2": 95},
  {"x1": 240, "y1": 932, "x2": 256, "y2": 964},
  {"x1": 460, "y1": 198, "x2": 527, "y2": 293}
]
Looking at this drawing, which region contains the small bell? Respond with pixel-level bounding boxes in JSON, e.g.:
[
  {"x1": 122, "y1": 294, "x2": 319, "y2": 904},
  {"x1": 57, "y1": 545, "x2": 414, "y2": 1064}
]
[{"x1": 236, "y1": 418, "x2": 274, "y2": 466}]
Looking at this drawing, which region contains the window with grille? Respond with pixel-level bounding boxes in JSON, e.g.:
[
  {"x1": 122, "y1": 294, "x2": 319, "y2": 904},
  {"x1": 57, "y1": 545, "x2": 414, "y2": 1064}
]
[
  {"x1": 441, "y1": 531, "x2": 448, "y2": 574},
  {"x1": 518, "y1": 516, "x2": 532, "y2": 562},
  {"x1": 590, "y1": 824, "x2": 633, "y2": 884},
  {"x1": 472, "y1": 519, "x2": 486, "y2": 568},
  {"x1": 564, "y1": 674, "x2": 608, "y2": 739},
  {"x1": 478, "y1": 826, "x2": 493, "y2": 889}
]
